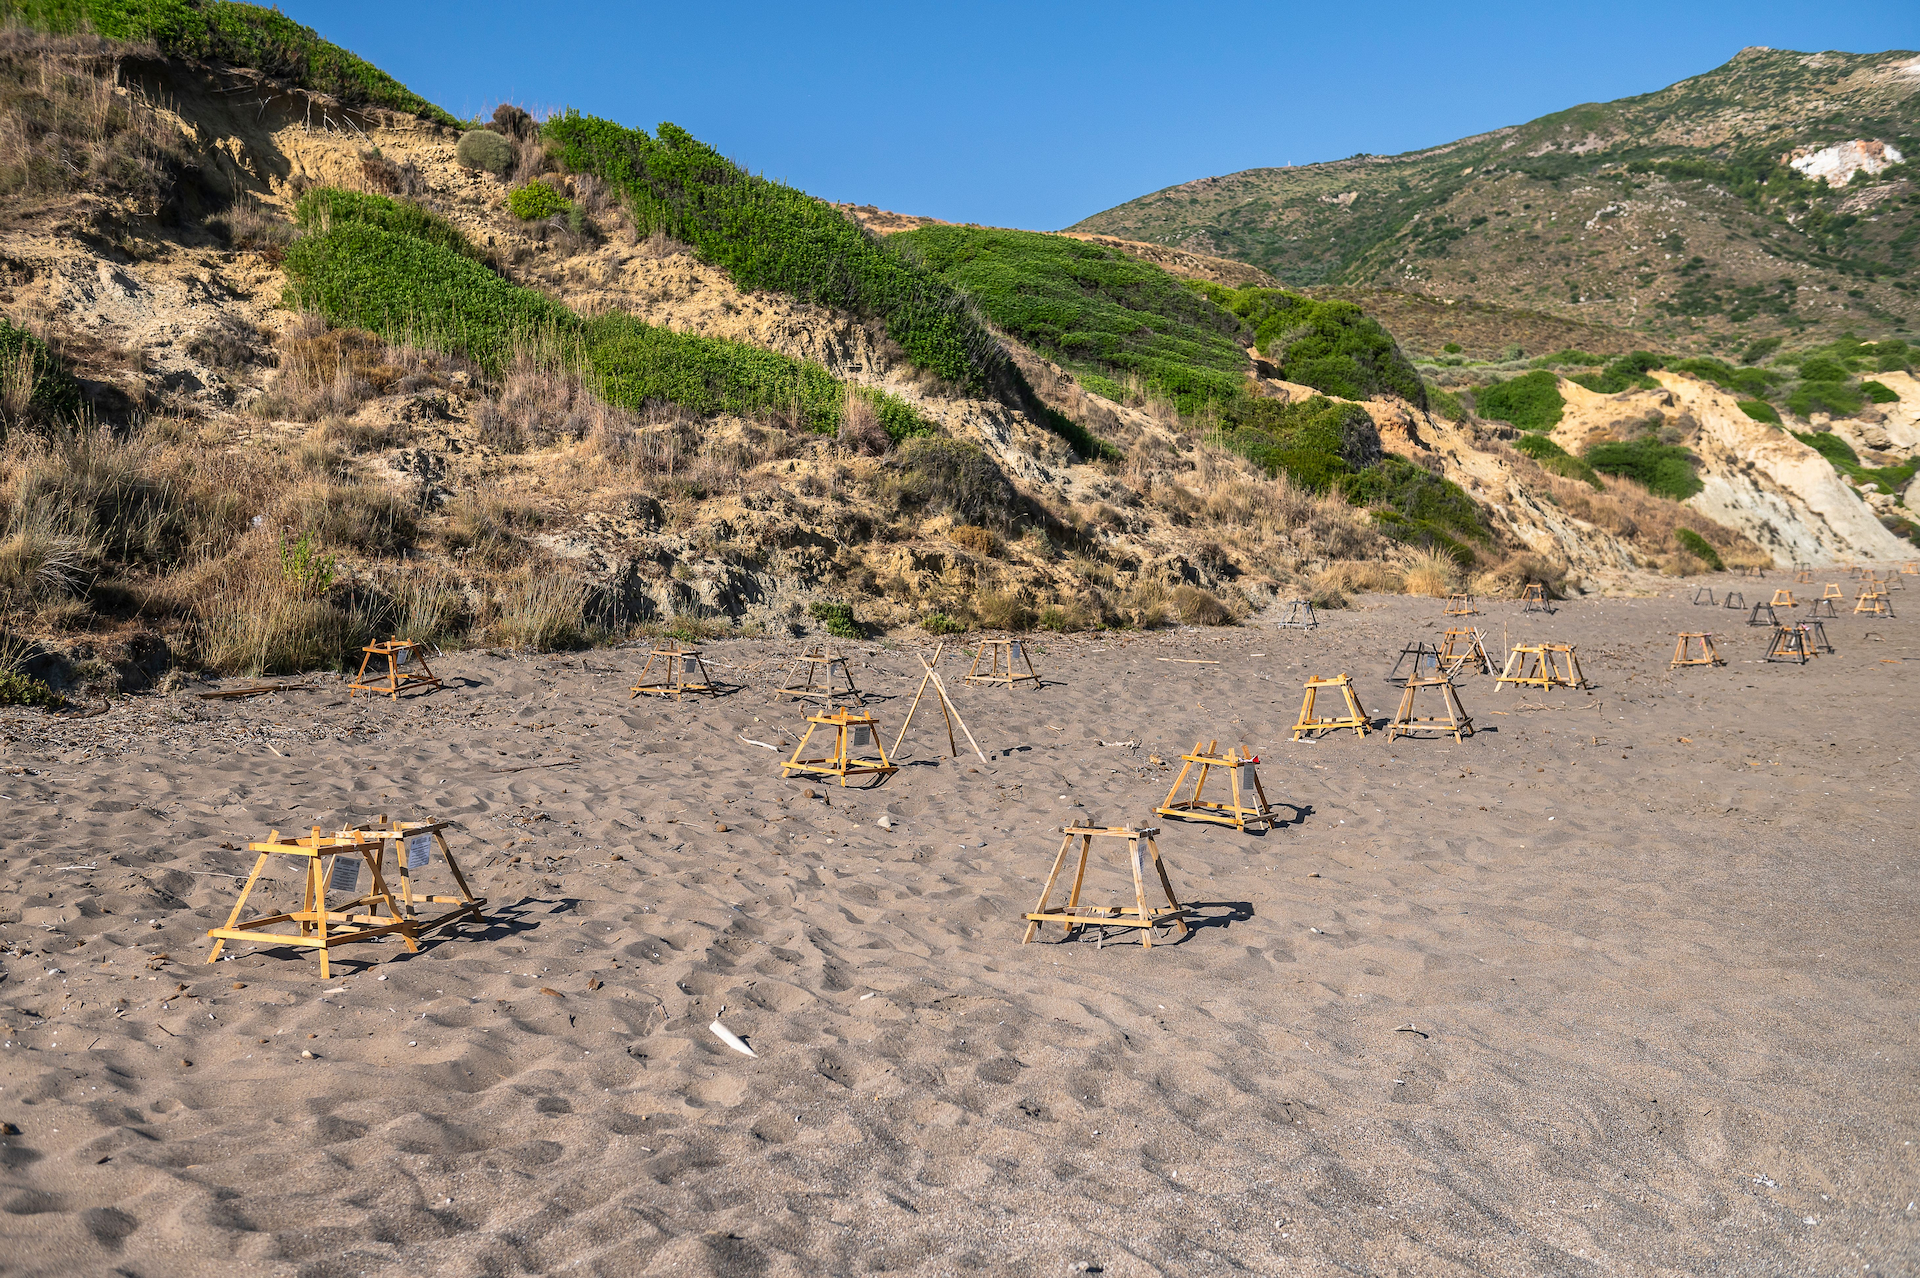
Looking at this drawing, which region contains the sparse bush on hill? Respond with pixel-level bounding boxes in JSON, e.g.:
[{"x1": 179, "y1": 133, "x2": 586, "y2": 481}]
[
  {"x1": 880, "y1": 436, "x2": 1021, "y2": 530},
  {"x1": 808, "y1": 600, "x2": 861, "y2": 639},
  {"x1": 1737, "y1": 398, "x2": 1780, "y2": 424},
  {"x1": 895, "y1": 226, "x2": 1251, "y2": 415},
  {"x1": 0, "y1": 320, "x2": 85, "y2": 436},
  {"x1": 1196, "y1": 283, "x2": 1427, "y2": 408},
  {"x1": 1675, "y1": 527, "x2": 1722, "y2": 571},
  {"x1": 457, "y1": 128, "x2": 514, "y2": 176},
  {"x1": 1512, "y1": 431, "x2": 1602, "y2": 489},
  {"x1": 2, "y1": 0, "x2": 460, "y2": 125},
  {"x1": 1473, "y1": 369, "x2": 1563, "y2": 430},
  {"x1": 1567, "y1": 351, "x2": 1663, "y2": 395},
  {"x1": 544, "y1": 114, "x2": 1005, "y2": 394}
]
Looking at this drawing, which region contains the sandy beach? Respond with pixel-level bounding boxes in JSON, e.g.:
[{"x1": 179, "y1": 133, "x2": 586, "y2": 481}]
[{"x1": 1, "y1": 582, "x2": 1915, "y2": 1277}]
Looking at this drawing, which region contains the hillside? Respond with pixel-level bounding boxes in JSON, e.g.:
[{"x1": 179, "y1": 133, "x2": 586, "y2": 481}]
[
  {"x1": 1072, "y1": 48, "x2": 1920, "y2": 353},
  {"x1": 0, "y1": 10, "x2": 1912, "y2": 702}
]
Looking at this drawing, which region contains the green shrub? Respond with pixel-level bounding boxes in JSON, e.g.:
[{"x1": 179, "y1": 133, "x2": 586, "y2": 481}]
[
  {"x1": 1442, "y1": 342, "x2": 1462, "y2": 354},
  {"x1": 1339, "y1": 458, "x2": 1489, "y2": 562},
  {"x1": 507, "y1": 179, "x2": 571, "y2": 221},
  {"x1": 896, "y1": 226, "x2": 1250, "y2": 416},
  {"x1": 1741, "y1": 336, "x2": 1783, "y2": 365},
  {"x1": 1566, "y1": 350, "x2": 1663, "y2": 394},
  {"x1": 1210, "y1": 394, "x2": 1378, "y2": 491},
  {"x1": 456, "y1": 129, "x2": 514, "y2": 176},
  {"x1": 1585, "y1": 437, "x2": 1703, "y2": 500},
  {"x1": 544, "y1": 113, "x2": 1003, "y2": 392},
  {"x1": 0, "y1": 319, "x2": 85, "y2": 433},
  {"x1": 1787, "y1": 381, "x2": 1862, "y2": 418},
  {"x1": 1474, "y1": 369, "x2": 1564, "y2": 430},
  {"x1": 1793, "y1": 430, "x2": 1859, "y2": 467},
  {"x1": 0, "y1": 669, "x2": 65, "y2": 708},
  {"x1": 1531, "y1": 349, "x2": 1605, "y2": 368},
  {"x1": 1675, "y1": 527, "x2": 1722, "y2": 571},
  {"x1": 294, "y1": 188, "x2": 482, "y2": 260},
  {"x1": 808, "y1": 600, "x2": 860, "y2": 639},
  {"x1": 920, "y1": 611, "x2": 963, "y2": 635},
  {"x1": 1427, "y1": 385, "x2": 1464, "y2": 421},
  {"x1": 1797, "y1": 357, "x2": 1850, "y2": 382},
  {"x1": 1197, "y1": 282, "x2": 1426, "y2": 408},
  {"x1": 1669, "y1": 357, "x2": 1778, "y2": 398},
  {"x1": 883, "y1": 436, "x2": 1020, "y2": 528},
  {"x1": 1862, "y1": 380, "x2": 1899, "y2": 404},
  {"x1": 1737, "y1": 398, "x2": 1781, "y2": 424},
  {"x1": 281, "y1": 206, "x2": 932, "y2": 438},
  {"x1": 2, "y1": 0, "x2": 459, "y2": 125},
  {"x1": 1512, "y1": 431, "x2": 1602, "y2": 488}
]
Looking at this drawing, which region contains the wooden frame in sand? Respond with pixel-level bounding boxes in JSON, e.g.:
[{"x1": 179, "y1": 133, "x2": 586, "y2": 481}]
[
  {"x1": 1444, "y1": 593, "x2": 1479, "y2": 617},
  {"x1": 1275, "y1": 599, "x2": 1319, "y2": 630},
  {"x1": 629, "y1": 641, "x2": 719, "y2": 701},
  {"x1": 1854, "y1": 584, "x2": 1894, "y2": 617},
  {"x1": 1769, "y1": 588, "x2": 1798, "y2": 609},
  {"x1": 891, "y1": 643, "x2": 986, "y2": 762},
  {"x1": 1494, "y1": 643, "x2": 1589, "y2": 691},
  {"x1": 1386, "y1": 676, "x2": 1474, "y2": 743},
  {"x1": 1022, "y1": 824, "x2": 1188, "y2": 949},
  {"x1": 781, "y1": 707, "x2": 897, "y2": 785},
  {"x1": 1670, "y1": 633, "x2": 1723, "y2": 669},
  {"x1": 773, "y1": 646, "x2": 863, "y2": 705},
  {"x1": 1795, "y1": 563, "x2": 1814, "y2": 583},
  {"x1": 965, "y1": 638, "x2": 1041, "y2": 691},
  {"x1": 348, "y1": 640, "x2": 442, "y2": 701},
  {"x1": 1764, "y1": 624, "x2": 1811, "y2": 664},
  {"x1": 205, "y1": 817, "x2": 485, "y2": 979},
  {"x1": 1438, "y1": 626, "x2": 1493, "y2": 676},
  {"x1": 1292, "y1": 673, "x2": 1370, "y2": 739},
  {"x1": 1155, "y1": 740, "x2": 1278, "y2": 832},
  {"x1": 1520, "y1": 583, "x2": 1554, "y2": 614}
]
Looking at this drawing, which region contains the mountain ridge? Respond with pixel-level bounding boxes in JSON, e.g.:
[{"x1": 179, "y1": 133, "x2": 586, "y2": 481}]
[{"x1": 1071, "y1": 47, "x2": 1920, "y2": 354}]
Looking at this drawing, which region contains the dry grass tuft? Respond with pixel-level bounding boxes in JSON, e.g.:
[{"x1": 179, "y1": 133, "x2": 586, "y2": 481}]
[{"x1": 1399, "y1": 546, "x2": 1458, "y2": 597}]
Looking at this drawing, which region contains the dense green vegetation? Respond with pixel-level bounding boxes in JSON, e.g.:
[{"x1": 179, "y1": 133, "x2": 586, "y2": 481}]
[
  {"x1": 1584, "y1": 436, "x2": 1703, "y2": 500},
  {"x1": 1210, "y1": 395, "x2": 1377, "y2": 491},
  {"x1": 544, "y1": 114, "x2": 1003, "y2": 395},
  {"x1": 1675, "y1": 527, "x2": 1723, "y2": 570},
  {"x1": 0, "y1": 0, "x2": 458, "y2": 125},
  {"x1": 895, "y1": 227, "x2": 1251, "y2": 415},
  {"x1": 1793, "y1": 429, "x2": 1918, "y2": 495},
  {"x1": 0, "y1": 669, "x2": 65, "y2": 708},
  {"x1": 294, "y1": 187, "x2": 485, "y2": 262},
  {"x1": 1211, "y1": 394, "x2": 1484, "y2": 560},
  {"x1": 1341, "y1": 460, "x2": 1489, "y2": 564},
  {"x1": 1737, "y1": 398, "x2": 1781, "y2": 424},
  {"x1": 1565, "y1": 351, "x2": 1662, "y2": 394},
  {"x1": 506, "y1": 179, "x2": 570, "y2": 222},
  {"x1": 283, "y1": 190, "x2": 930, "y2": 441},
  {"x1": 0, "y1": 319, "x2": 85, "y2": 434},
  {"x1": 1786, "y1": 380, "x2": 1863, "y2": 418},
  {"x1": 1473, "y1": 369, "x2": 1563, "y2": 430},
  {"x1": 1511, "y1": 431, "x2": 1602, "y2": 488},
  {"x1": 1196, "y1": 283, "x2": 1426, "y2": 408}
]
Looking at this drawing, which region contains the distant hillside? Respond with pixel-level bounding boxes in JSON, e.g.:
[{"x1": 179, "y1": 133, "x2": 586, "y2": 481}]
[{"x1": 1072, "y1": 48, "x2": 1920, "y2": 352}]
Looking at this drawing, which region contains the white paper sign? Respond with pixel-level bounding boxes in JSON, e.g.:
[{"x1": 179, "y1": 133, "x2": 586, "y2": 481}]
[
  {"x1": 328, "y1": 855, "x2": 361, "y2": 894},
  {"x1": 405, "y1": 834, "x2": 432, "y2": 870}
]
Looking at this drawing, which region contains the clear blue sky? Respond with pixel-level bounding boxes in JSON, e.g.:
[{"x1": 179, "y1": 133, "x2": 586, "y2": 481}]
[{"x1": 290, "y1": 1, "x2": 1920, "y2": 231}]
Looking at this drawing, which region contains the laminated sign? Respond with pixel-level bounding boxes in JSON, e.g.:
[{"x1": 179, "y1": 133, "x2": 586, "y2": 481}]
[
  {"x1": 328, "y1": 854, "x2": 362, "y2": 894},
  {"x1": 406, "y1": 833, "x2": 433, "y2": 870}
]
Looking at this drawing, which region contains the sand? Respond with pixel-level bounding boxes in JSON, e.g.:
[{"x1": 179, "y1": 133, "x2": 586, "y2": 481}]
[{"x1": 2, "y1": 584, "x2": 1916, "y2": 1276}]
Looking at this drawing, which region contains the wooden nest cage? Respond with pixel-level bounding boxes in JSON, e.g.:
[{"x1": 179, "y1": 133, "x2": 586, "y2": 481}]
[
  {"x1": 629, "y1": 642, "x2": 719, "y2": 700},
  {"x1": 1022, "y1": 824, "x2": 1188, "y2": 949},
  {"x1": 1154, "y1": 740, "x2": 1279, "y2": 832},
  {"x1": 348, "y1": 640, "x2": 442, "y2": 701},
  {"x1": 781, "y1": 706, "x2": 897, "y2": 785},
  {"x1": 205, "y1": 816, "x2": 485, "y2": 979}
]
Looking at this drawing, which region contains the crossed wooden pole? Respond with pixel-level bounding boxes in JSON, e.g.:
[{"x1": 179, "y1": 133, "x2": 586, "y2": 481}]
[{"x1": 891, "y1": 642, "x2": 986, "y2": 762}]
